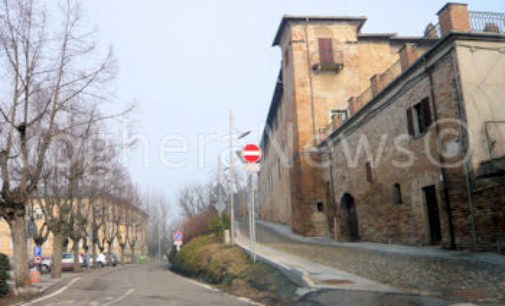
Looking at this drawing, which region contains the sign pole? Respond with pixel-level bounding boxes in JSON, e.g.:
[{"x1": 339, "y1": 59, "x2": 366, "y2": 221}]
[{"x1": 250, "y1": 173, "x2": 256, "y2": 262}]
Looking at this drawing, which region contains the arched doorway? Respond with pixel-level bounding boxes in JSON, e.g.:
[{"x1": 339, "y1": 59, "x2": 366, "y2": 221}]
[{"x1": 340, "y1": 193, "x2": 359, "y2": 241}]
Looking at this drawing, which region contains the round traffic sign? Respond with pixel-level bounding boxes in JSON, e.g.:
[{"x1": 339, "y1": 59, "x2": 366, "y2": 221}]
[
  {"x1": 173, "y1": 231, "x2": 183, "y2": 241},
  {"x1": 34, "y1": 256, "x2": 42, "y2": 264},
  {"x1": 242, "y1": 144, "x2": 261, "y2": 163}
]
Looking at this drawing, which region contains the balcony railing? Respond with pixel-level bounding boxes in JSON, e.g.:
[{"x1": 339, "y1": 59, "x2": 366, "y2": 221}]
[
  {"x1": 311, "y1": 50, "x2": 344, "y2": 72},
  {"x1": 469, "y1": 10, "x2": 505, "y2": 33}
]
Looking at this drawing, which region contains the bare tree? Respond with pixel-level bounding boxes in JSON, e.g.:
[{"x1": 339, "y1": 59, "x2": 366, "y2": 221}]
[{"x1": 0, "y1": 0, "x2": 115, "y2": 286}]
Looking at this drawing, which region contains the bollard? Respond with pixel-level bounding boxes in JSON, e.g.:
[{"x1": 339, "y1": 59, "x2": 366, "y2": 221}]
[{"x1": 224, "y1": 229, "x2": 230, "y2": 245}]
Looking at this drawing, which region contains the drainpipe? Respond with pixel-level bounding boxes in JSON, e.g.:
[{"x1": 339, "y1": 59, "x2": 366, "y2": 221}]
[
  {"x1": 424, "y1": 58, "x2": 456, "y2": 249},
  {"x1": 449, "y1": 52, "x2": 478, "y2": 251},
  {"x1": 304, "y1": 17, "x2": 317, "y2": 146},
  {"x1": 326, "y1": 144, "x2": 337, "y2": 239}
]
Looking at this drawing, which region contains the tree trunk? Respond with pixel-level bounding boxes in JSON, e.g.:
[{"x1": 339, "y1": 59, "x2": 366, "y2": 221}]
[
  {"x1": 72, "y1": 239, "x2": 81, "y2": 272},
  {"x1": 51, "y1": 231, "x2": 63, "y2": 279},
  {"x1": 9, "y1": 214, "x2": 30, "y2": 287},
  {"x1": 91, "y1": 237, "x2": 97, "y2": 269},
  {"x1": 130, "y1": 245, "x2": 135, "y2": 264},
  {"x1": 120, "y1": 246, "x2": 125, "y2": 265},
  {"x1": 107, "y1": 242, "x2": 112, "y2": 266}
]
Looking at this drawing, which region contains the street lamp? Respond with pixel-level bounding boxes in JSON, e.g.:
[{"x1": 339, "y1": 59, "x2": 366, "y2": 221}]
[{"x1": 228, "y1": 110, "x2": 252, "y2": 246}]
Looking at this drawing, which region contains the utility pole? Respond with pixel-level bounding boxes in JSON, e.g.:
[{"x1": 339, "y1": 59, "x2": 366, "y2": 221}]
[
  {"x1": 229, "y1": 110, "x2": 235, "y2": 246},
  {"x1": 158, "y1": 216, "x2": 161, "y2": 261}
]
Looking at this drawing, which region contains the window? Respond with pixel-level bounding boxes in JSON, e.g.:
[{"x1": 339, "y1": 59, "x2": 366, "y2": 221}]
[
  {"x1": 318, "y1": 38, "x2": 334, "y2": 64},
  {"x1": 394, "y1": 183, "x2": 402, "y2": 205},
  {"x1": 365, "y1": 161, "x2": 373, "y2": 183},
  {"x1": 331, "y1": 109, "x2": 348, "y2": 121},
  {"x1": 407, "y1": 98, "x2": 432, "y2": 137},
  {"x1": 317, "y1": 201, "x2": 324, "y2": 212},
  {"x1": 284, "y1": 48, "x2": 289, "y2": 67}
]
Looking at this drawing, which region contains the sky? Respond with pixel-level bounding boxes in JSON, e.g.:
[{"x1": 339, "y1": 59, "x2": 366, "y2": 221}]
[{"x1": 83, "y1": 0, "x2": 505, "y2": 214}]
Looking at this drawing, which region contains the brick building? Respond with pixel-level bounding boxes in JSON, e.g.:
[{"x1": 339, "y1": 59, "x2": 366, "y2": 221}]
[
  {"x1": 259, "y1": 10, "x2": 435, "y2": 236},
  {"x1": 259, "y1": 3, "x2": 505, "y2": 251}
]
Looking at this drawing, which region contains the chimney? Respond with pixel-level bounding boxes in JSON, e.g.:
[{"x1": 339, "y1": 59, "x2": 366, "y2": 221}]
[
  {"x1": 399, "y1": 44, "x2": 418, "y2": 72},
  {"x1": 437, "y1": 3, "x2": 471, "y2": 36},
  {"x1": 370, "y1": 74, "x2": 382, "y2": 96},
  {"x1": 348, "y1": 97, "x2": 357, "y2": 116}
]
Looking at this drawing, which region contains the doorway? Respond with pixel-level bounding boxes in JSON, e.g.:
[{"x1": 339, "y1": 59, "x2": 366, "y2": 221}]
[
  {"x1": 341, "y1": 193, "x2": 359, "y2": 241},
  {"x1": 423, "y1": 185, "x2": 441, "y2": 245}
]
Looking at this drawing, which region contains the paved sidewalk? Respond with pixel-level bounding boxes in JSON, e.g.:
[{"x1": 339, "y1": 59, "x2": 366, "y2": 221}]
[
  {"x1": 256, "y1": 220, "x2": 505, "y2": 267},
  {"x1": 236, "y1": 230, "x2": 404, "y2": 294}
]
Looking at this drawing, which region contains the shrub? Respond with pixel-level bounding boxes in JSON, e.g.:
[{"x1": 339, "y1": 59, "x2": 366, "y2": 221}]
[
  {"x1": 182, "y1": 209, "x2": 216, "y2": 243},
  {"x1": 0, "y1": 253, "x2": 10, "y2": 297},
  {"x1": 208, "y1": 213, "x2": 231, "y2": 238}
]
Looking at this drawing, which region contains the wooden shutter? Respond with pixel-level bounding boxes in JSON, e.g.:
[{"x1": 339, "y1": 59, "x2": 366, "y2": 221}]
[
  {"x1": 318, "y1": 38, "x2": 334, "y2": 64},
  {"x1": 406, "y1": 108, "x2": 414, "y2": 136},
  {"x1": 365, "y1": 161, "x2": 373, "y2": 183},
  {"x1": 421, "y1": 98, "x2": 432, "y2": 130}
]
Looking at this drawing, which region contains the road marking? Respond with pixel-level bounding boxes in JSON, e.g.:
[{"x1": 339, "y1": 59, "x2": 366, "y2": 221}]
[
  {"x1": 102, "y1": 288, "x2": 135, "y2": 305},
  {"x1": 21, "y1": 276, "x2": 81, "y2": 306},
  {"x1": 237, "y1": 297, "x2": 264, "y2": 305}
]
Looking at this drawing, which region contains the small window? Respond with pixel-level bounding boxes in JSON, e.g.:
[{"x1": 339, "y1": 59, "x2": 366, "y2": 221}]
[
  {"x1": 284, "y1": 48, "x2": 289, "y2": 67},
  {"x1": 317, "y1": 202, "x2": 324, "y2": 212},
  {"x1": 331, "y1": 109, "x2": 348, "y2": 121},
  {"x1": 407, "y1": 98, "x2": 432, "y2": 137},
  {"x1": 365, "y1": 161, "x2": 373, "y2": 183},
  {"x1": 394, "y1": 183, "x2": 403, "y2": 205}
]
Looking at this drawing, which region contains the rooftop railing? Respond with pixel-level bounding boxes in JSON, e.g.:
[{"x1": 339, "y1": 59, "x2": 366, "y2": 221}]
[
  {"x1": 469, "y1": 10, "x2": 505, "y2": 33},
  {"x1": 424, "y1": 22, "x2": 441, "y2": 39}
]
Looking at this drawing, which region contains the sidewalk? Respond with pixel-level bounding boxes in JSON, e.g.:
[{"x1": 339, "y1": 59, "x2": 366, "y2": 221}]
[
  {"x1": 237, "y1": 220, "x2": 505, "y2": 303},
  {"x1": 236, "y1": 230, "x2": 404, "y2": 294},
  {"x1": 256, "y1": 220, "x2": 505, "y2": 267}
]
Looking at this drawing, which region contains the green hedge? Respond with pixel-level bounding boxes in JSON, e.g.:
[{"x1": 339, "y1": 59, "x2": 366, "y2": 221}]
[
  {"x1": 208, "y1": 214, "x2": 230, "y2": 238},
  {"x1": 0, "y1": 253, "x2": 10, "y2": 297}
]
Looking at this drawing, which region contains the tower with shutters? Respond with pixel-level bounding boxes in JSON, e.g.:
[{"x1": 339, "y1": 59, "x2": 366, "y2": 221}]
[{"x1": 259, "y1": 16, "x2": 434, "y2": 236}]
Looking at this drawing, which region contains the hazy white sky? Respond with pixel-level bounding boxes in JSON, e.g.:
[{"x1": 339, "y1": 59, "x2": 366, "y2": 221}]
[{"x1": 83, "y1": 0, "x2": 505, "y2": 213}]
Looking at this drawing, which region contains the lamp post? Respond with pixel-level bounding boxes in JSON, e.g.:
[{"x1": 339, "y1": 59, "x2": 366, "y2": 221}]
[{"x1": 228, "y1": 110, "x2": 251, "y2": 246}]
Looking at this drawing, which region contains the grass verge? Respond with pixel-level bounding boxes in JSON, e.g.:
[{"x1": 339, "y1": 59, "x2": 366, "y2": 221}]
[{"x1": 172, "y1": 234, "x2": 299, "y2": 305}]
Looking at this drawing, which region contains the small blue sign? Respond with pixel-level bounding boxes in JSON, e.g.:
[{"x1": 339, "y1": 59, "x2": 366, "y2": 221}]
[
  {"x1": 34, "y1": 246, "x2": 42, "y2": 256},
  {"x1": 173, "y1": 231, "x2": 183, "y2": 241}
]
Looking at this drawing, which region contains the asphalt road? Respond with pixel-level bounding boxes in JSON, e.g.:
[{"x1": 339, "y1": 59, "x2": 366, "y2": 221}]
[{"x1": 23, "y1": 263, "x2": 250, "y2": 306}]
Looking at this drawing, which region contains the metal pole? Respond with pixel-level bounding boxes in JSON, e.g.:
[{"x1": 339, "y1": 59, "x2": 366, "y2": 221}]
[
  {"x1": 229, "y1": 111, "x2": 235, "y2": 246},
  {"x1": 249, "y1": 174, "x2": 252, "y2": 255},
  {"x1": 158, "y1": 217, "x2": 161, "y2": 261},
  {"x1": 251, "y1": 173, "x2": 256, "y2": 262}
]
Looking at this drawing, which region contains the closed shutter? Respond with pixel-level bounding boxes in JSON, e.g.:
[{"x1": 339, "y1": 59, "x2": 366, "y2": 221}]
[
  {"x1": 421, "y1": 98, "x2": 432, "y2": 130},
  {"x1": 406, "y1": 108, "x2": 414, "y2": 136},
  {"x1": 318, "y1": 38, "x2": 334, "y2": 64}
]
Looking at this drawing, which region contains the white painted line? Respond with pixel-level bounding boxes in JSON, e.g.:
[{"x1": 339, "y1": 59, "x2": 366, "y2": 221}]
[
  {"x1": 102, "y1": 288, "x2": 135, "y2": 306},
  {"x1": 21, "y1": 276, "x2": 81, "y2": 306},
  {"x1": 237, "y1": 296, "x2": 264, "y2": 305}
]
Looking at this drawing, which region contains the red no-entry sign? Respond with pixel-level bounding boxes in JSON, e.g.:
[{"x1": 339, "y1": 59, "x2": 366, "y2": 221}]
[{"x1": 242, "y1": 144, "x2": 261, "y2": 163}]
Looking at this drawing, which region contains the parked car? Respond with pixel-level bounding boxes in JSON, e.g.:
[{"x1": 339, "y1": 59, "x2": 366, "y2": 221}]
[
  {"x1": 61, "y1": 252, "x2": 85, "y2": 271},
  {"x1": 83, "y1": 253, "x2": 108, "y2": 267},
  {"x1": 29, "y1": 256, "x2": 52, "y2": 274},
  {"x1": 105, "y1": 253, "x2": 118, "y2": 266}
]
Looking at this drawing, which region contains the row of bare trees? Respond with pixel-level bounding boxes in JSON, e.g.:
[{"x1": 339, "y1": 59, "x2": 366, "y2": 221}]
[{"x1": 0, "y1": 0, "x2": 141, "y2": 287}]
